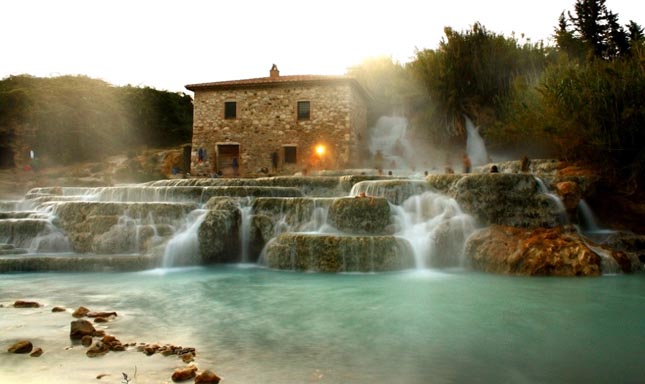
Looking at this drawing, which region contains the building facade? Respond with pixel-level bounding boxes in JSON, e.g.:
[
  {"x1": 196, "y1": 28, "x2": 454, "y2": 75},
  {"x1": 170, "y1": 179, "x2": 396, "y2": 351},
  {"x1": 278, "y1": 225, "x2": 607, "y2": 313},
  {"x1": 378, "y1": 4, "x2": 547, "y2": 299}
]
[{"x1": 186, "y1": 65, "x2": 369, "y2": 177}]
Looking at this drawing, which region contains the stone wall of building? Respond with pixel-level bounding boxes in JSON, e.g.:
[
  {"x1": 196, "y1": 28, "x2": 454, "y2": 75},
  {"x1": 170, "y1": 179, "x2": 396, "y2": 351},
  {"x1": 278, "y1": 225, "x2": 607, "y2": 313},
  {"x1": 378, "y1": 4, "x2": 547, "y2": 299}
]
[{"x1": 191, "y1": 81, "x2": 367, "y2": 176}]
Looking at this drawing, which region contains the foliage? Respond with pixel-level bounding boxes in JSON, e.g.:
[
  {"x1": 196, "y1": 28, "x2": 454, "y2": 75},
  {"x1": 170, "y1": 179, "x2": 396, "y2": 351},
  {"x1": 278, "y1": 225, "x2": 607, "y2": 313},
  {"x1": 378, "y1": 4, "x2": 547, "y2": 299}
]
[
  {"x1": 538, "y1": 48, "x2": 645, "y2": 180},
  {"x1": 347, "y1": 56, "x2": 417, "y2": 126},
  {"x1": 409, "y1": 23, "x2": 549, "y2": 145},
  {"x1": 556, "y1": 0, "x2": 642, "y2": 60},
  {"x1": 0, "y1": 75, "x2": 192, "y2": 167}
]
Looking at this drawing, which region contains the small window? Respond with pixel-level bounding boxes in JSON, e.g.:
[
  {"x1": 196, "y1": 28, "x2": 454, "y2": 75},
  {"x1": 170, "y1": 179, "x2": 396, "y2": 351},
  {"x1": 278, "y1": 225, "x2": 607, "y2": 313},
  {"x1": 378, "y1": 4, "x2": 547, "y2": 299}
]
[
  {"x1": 224, "y1": 101, "x2": 237, "y2": 119},
  {"x1": 297, "y1": 101, "x2": 310, "y2": 120},
  {"x1": 284, "y1": 146, "x2": 297, "y2": 164}
]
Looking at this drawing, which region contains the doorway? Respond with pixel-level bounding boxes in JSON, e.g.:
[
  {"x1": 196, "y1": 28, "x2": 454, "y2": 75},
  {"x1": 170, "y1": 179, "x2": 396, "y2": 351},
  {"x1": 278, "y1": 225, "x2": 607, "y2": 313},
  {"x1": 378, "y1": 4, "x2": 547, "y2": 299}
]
[{"x1": 217, "y1": 144, "x2": 240, "y2": 177}]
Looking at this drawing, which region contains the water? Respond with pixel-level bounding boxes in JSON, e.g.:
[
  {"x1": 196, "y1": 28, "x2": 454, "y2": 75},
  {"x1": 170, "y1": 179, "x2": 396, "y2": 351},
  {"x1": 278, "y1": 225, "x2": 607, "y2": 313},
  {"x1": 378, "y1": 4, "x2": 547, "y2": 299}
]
[
  {"x1": 465, "y1": 117, "x2": 489, "y2": 166},
  {"x1": 1, "y1": 266, "x2": 643, "y2": 384}
]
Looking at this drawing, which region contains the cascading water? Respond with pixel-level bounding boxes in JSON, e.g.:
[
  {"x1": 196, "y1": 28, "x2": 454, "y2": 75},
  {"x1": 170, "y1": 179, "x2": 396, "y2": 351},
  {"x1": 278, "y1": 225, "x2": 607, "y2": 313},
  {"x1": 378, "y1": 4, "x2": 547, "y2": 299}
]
[
  {"x1": 465, "y1": 116, "x2": 489, "y2": 166},
  {"x1": 391, "y1": 191, "x2": 475, "y2": 269},
  {"x1": 239, "y1": 203, "x2": 253, "y2": 263},
  {"x1": 535, "y1": 177, "x2": 568, "y2": 225},
  {"x1": 161, "y1": 209, "x2": 208, "y2": 267}
]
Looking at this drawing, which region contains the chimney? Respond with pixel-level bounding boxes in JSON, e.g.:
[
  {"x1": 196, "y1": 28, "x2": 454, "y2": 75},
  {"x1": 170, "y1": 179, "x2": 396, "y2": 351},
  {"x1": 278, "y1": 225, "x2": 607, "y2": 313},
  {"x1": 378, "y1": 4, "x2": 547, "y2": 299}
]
[{"x1": 270, "y1": 64, "x2": 279, "y2": 78}]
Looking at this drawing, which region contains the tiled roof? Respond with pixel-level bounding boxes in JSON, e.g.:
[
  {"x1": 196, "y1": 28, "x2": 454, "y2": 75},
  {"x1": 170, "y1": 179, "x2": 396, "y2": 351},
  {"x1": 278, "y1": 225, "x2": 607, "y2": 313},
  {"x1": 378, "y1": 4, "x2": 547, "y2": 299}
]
[{"x1": 185, "y1": 74, "x2": 370, "y2": 100}]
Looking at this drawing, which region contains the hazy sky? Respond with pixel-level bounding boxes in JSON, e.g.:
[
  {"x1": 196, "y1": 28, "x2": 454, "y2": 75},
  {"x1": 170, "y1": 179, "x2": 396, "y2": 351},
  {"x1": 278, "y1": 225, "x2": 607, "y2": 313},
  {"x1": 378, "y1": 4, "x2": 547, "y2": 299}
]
[{"x1": 2, "y1": 0, "x2": 643, "y2": 93}]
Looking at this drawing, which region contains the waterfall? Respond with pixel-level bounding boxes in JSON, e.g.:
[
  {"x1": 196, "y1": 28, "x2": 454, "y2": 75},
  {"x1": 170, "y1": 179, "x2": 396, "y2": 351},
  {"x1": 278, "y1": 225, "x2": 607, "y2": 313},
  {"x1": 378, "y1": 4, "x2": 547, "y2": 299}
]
[
  {"x1": 535, "y1": 177, "x2": 568, "y2": 225},
  {"x1": 162, "y1": 209, "x2": 208, "y2": 268},
  {"x1": 391, "y1": 191, "x2": 475, "y2": 269},
  {"x1": 577, "y1": 200, "x2": 600, "y2": 232},
  {"x1": 239, "y1": 205, "x2": 253, "y2": 263},
  {"x1": 465, "y1": 117, "x2": 489, "y2": 166}
]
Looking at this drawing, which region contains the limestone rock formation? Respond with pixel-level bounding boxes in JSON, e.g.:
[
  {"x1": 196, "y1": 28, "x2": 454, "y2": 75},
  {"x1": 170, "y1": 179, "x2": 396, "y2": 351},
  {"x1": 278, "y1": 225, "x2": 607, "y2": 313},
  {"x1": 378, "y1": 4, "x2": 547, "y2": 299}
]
[
  {"x1": 328, "y1": 197, "x2": 391, "y2": 234},
  {"x1": 465, "y1": 225, "x2": 602, "y2": 276},
  {"x1": 198, "y1": 206, "x2": 241, "y2": 264},
  {"x1": 264, "y1": 233, "x2": 414, "y2": 272},
  {"x1": 53, "y1": 201, "x2": 197, "y2": 253}
]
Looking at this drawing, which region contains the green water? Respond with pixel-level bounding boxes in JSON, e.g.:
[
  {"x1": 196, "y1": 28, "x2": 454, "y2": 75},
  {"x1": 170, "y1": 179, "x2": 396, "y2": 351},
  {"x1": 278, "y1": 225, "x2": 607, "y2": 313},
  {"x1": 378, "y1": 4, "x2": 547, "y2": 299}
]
[{"x1": 1, "y1": 266, "x2": 643, "y2": 383}]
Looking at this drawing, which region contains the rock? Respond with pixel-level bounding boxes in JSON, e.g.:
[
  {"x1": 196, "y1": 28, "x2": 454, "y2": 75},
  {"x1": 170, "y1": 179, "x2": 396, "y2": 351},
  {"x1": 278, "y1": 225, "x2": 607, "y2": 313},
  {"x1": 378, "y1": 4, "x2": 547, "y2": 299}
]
[
  {"x1": 93, "y1": 317, "x2": 109, "y2": 323},
  {"x1": 87, "y1": 310, "x2": 116, "y2": 318},
  {"x1": 8, "y1": 340, "x2": 33, "y2": 353},
  {"x1": 13, "y1": 300, "x2": 40, "y2": 308},
  {"x1": 93, "y1": 330, "x2": 106, "y2": 338},
  {"x1": 350, "y1": 180, "x2": 430, "y2": 204},
  {"x1": 70, "y1": 319, "x2": 96, "y2": 339},
  {"x1": 53, "y1": 201, "x2": 197, "y2": 254},
  {"x1": 101, "y1": 335, "x2": 124, "y2": 351},
  {"x1": 453, "y1": 173, "x2": 562, "y2": 228},
  {"x1": 81, "y1": 335, "x2": 93, "y2": 347},
  {"x1": 611, "y1": 251, "x2": 632, "y2": 273},
  {"x1": 195, "y1": 370, "x2": 222, "y2": 384},
  {"x1": 72, "y1": 306, "x2": 90, "y2": 318},
  {"x1": 51, "y1": 306, "x2": 66, "y2": 312},
  {"x1": 30, "y1": 347, "x2": 43, "y2": 357},
  {"x1": 328, "y1": 197, "x2": 391, "y2": 234},
  {"x1": 198, "y1": 207, "x2": 241, "y2": 264},
  {"x1": 143, "y1": 344, "x2": 160, "y2": 356},
  {"x1": 171, "y1": 365, "x2": 198, "y2": 382},
  {"x1": 181, "y1": 353, "x2": 194, "y2": 363},
  {"x1": 86, "y1": 341, "x2": 110, "y2": 357},
  {"x1": 465, "y1": 225, "x2": 602, "y2": 276},
  {"x1": 555, "y1": 181, "x2": 581, "y2": 212},
  {"x1": 264, "y1": 233, "x2": 415, "y2": 272}
]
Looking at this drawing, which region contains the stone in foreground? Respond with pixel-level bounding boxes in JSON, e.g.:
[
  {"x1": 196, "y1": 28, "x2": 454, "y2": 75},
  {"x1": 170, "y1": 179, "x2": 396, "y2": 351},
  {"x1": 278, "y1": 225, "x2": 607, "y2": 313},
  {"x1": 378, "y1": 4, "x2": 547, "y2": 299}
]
[{"x1": 465, "y1": 225, "x2": 602, "y2": 276}]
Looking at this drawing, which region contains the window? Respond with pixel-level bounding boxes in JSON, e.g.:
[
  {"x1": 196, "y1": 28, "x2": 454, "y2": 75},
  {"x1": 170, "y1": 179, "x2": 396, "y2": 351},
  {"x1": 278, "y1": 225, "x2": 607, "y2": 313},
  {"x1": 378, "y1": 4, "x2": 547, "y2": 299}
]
[
  {"x1": 224, "y1": 101, "x2": 237, "y2": 119},
  {"x1": 284, "y1": 146, "x2": 297, "y2": 164},
  {"x1": 297, "y1": 101, "x2": 310, "y2": 120}
]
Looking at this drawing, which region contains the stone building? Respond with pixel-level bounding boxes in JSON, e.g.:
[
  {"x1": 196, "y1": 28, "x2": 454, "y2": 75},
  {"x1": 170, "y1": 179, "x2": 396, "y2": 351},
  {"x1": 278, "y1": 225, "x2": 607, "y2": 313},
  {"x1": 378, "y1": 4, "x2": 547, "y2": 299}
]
[{"x1": 185, "y1": 65, "x2": 369, "y2": 176}]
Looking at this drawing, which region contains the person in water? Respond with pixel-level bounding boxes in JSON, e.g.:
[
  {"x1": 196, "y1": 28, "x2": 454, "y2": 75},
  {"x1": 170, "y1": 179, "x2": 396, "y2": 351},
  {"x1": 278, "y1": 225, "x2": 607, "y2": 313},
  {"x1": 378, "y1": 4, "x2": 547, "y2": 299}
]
[{"x1": 462, "y1": 153, "x2": 471, "y2": 173}]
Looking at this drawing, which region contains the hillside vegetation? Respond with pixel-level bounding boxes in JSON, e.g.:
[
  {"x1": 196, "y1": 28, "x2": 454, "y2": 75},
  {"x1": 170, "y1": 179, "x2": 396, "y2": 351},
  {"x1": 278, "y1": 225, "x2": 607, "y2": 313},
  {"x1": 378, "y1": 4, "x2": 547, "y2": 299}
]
[
  {"x1": 0, "y1": 75, "x2": 192, "y2": 168},
  {"x1": 349, "y1": 0, "x2": 644, "y2": 187}
]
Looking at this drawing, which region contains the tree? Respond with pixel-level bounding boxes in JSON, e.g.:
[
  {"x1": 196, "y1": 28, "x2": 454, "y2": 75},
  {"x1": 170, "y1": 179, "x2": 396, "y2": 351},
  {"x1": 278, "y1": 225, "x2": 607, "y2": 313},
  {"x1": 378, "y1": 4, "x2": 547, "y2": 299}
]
[{"x1": 559, "y1": 0, "x2": 634, "y2": 60}]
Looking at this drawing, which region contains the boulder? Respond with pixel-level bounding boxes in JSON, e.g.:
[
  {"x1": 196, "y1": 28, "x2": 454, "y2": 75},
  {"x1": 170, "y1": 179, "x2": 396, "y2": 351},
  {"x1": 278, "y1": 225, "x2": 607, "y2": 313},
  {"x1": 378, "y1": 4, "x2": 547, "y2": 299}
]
[
  {"x1": 328, "y1": 197, "x2": 391, "y2": 234},
  {"x1": 465, "y1": 225, "x2": 602, "y2": 276},
  {"x1": 8, "y1": 340, "x2": 33, "y2": 354},
  {"x1": 51, "y1": 306, "x2": 66, "y2": 312},
  {"x1": 70, "y1": 319, "x2": 96, "y2": 339},
  {"x1": 13, "y1": 300, "x2": 40, "y2": 308},
  {"x1": 72, "y1": 306, "x2": 90, "y2": 318},
  {"x1": 171, "y1": 365, "x2": 198, "y2": 382},
  {"x1": 195, "y1": 370, "x2": 222, "y2": 384},
  {"x1": 86, "y1": 341, "x2": 110, "y2": 357},
  {"x1": 30, "y1": 347, "x2": 43, "y2": 357}
]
